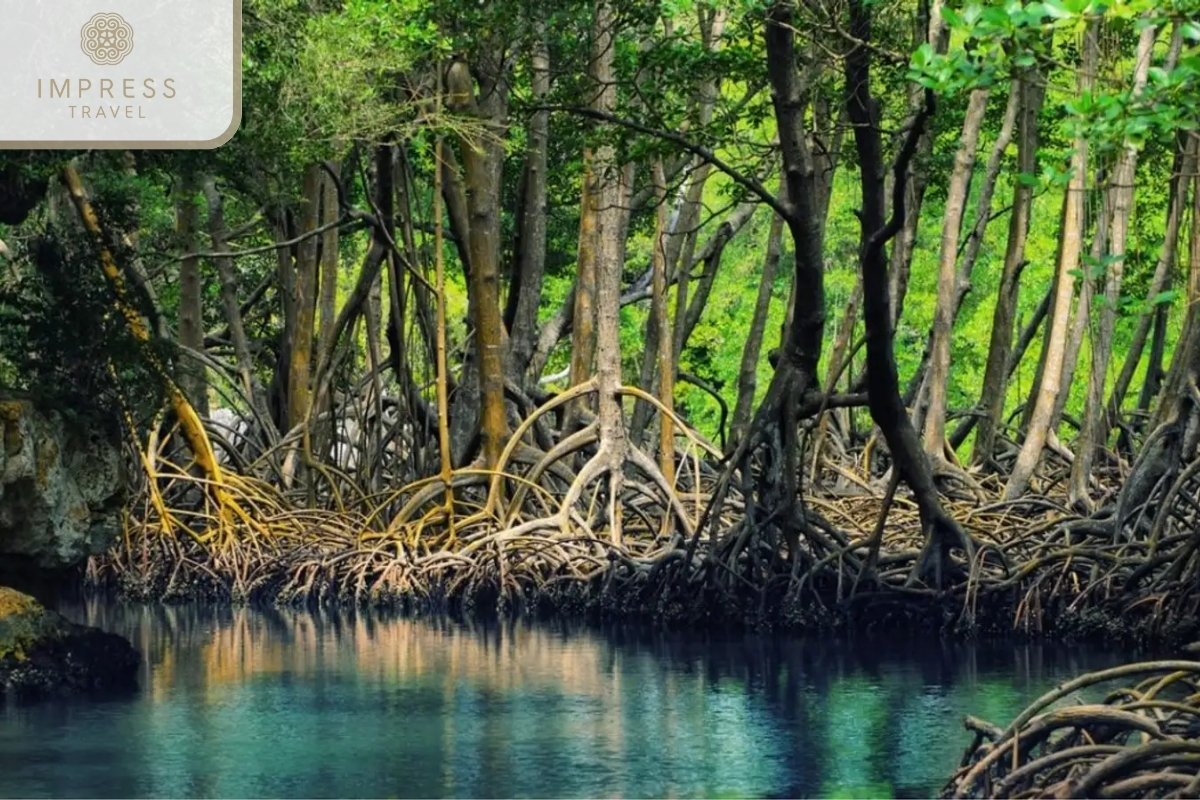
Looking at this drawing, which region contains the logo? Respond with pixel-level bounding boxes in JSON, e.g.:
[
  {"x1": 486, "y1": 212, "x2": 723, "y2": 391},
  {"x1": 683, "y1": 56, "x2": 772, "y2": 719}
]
[{"x1": 80, "y1": 12, "x2": 134, "y2": 66}]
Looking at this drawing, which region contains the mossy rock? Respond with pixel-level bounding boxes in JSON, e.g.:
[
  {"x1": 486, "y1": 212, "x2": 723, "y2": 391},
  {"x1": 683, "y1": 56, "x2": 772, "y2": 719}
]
[{"x1": 0, "y1": 586, "x2": 139, "y2": 701}]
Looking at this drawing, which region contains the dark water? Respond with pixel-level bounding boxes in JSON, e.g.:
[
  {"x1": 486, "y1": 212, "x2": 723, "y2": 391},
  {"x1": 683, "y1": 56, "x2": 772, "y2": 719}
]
[{"x1": 0, "y1": 603, "x2": 1130, "y2": 799}]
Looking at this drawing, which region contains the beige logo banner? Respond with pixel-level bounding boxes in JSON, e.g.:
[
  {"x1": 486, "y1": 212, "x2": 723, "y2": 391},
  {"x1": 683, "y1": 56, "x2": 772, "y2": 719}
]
[{"x1": 0, "y1": 1, "x2": 241, "y2": 149}]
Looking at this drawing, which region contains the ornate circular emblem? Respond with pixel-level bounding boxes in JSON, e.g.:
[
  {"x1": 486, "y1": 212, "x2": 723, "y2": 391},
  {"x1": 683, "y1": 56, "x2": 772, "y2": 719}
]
[{"x1": 80, "y1": 12, "x2": 134, "y2": 66}]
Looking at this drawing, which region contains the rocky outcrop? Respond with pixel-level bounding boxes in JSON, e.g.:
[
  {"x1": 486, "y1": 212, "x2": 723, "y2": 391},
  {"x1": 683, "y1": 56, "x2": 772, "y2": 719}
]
[
  {"x1": 0, "y1": 399, "x2": 125, "y2": 579},
  {"x1": 0, "y1": 587, "x2": 138, "y2": 700}
]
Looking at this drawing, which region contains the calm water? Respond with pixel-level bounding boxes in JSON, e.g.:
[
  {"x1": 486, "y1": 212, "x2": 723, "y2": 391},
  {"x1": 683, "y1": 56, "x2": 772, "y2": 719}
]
[{"x1": 0, "y1": 602, "x2": 1130, "y2": 799}]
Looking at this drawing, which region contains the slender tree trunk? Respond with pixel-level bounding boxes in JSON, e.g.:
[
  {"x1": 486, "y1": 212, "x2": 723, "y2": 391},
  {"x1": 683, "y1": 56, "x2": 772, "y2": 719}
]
[
  {"x1": 1052, "y1": 182, "x2": 1110, "y2": 435},
  {"x1": 884, "y1": 9, "x2": 946, "y2": 333},
  {"x1": 203, "y1": 177, "x2": 272, "y2": 432},
  {"x1": 923, "y1": 87, "x2": 989, "y2": 458},
  {"x1": 1155, "y1": 148, "x2": 1200, "y2": 431},
  {"x1": 581, "y1": 0, "x2": 634, "y2": 543},
  {"x1": 972, "y1": 74, "x2": 1046, "y2": 468},
  {"x1": 568, "y1": 160, "x2": 599, "y2": 419},
  {"x1": 957, "y1": 81, "x2": 1021, "y2": 298},
  {"x1": 1004, "y1": 23, "x2": 1098, "y2": 500},
  {"x1": 904, "y1": 81, "x2": 1021, "y2": 429},
  {"x1": 1133, "y1": 304, "x2": 1169, "y2": 421},
  {"x1": 846, "y1": 0, "x2": 968, "y2": 585},
  {"x1": 651, "y1": 162, "x2": 675, "y2": 481},
  {"x1": 317, "y1": 161, "x2": 341, "y2": 364},
  {"x1": 287, "y1": 165, "x2": 323, "y2": 435},
  {"x1": 269, "y1": 209, "x2": 296, "y2": 430},
  {"x1": 679, "y1": 203, "x2": 757, "y2": 351},
  {"x1": 447, "y1": 57, "x2": 511, "y2": 467},
  {"x1": 1108, "y1": 132, "x2": 1197, "y2": 434},
  {"x1": 61, "y1": 165, "x2": 226, "y2": 486},
  {"x1": 730, "y1": 190, "x2": 786, "y2": 449},
  {"x1": 314, "y1": 161, "x2": 341, "y2": 462},
  {"x1": 1069, "y1": 22, "x2": 1157, "y2": 510},
  {"x1": 505, "y1": 26, "x2": 550, "y2": 384},
  {"x1": 175, "y1": 174, "x2": 208, "y2": 416}
]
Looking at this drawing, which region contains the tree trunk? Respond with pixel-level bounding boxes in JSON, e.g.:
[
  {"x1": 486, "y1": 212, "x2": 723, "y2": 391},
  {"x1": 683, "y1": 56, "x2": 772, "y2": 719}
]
[
  {"x1": 1108, "y1": 132, "x2": 1197, "y2": 436},
  {"x1": 922, "y1": 86, "x2": 989, "y2": 458},
  {"x1": 972, "y1": 73, "x2": 1046, "y2": 468},
  {"x1": 203, "y1": 177, "x2": 271, "y2": 433},
  {"x1": 175, "y1": 174, "x2": 208, "y2": 416},
  {"x1": 651, "y1": 162, "x2": 676, "y2": 481},
  {"x1": 1051, "y1": 181, "x2": 1110, "y2": 435},
  {"x1": 316, "y1": 161, "x2": 341, "y2": 364},
  {"x1": 1068, "y1": 21, "x2": 1158, "y2": 510},
  {"x1": 287, "y1": 164, "x2": 323, "y2": 436},
  {"x1": 845, "y1": 0, "x2": 968, "y2": 585},
  {"x1": 1155, "y1": 146, "x2": 1200, "y2": 431},
  {"x1": 447, "y1": 57, "x2": 511, "y2": 468},
  {"x1": 269, "y1": 209, "x2": 296, "y2": 430},
  {"x1": 505, "y1": 25, "x2": 550, "y2": 385},
  {"x1": 61, "y1": 164, "x2": 226, "y2": 485},
  {"x1": 903, "y1": 81, "x2": 1020, "y2": 434},
  {"x1": 568, "y1": 158, "x2": 599, "y2": 420},
  {"x1": 1003, "y1": 23, "x2": 1098, "y2": 500},
  {"x1": 730, "y1": 190, "x2": 786, "y2": 450}
]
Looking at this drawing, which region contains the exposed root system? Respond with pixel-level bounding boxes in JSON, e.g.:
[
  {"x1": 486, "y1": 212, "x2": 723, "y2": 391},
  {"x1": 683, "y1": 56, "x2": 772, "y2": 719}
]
[
  {"x1": 85, "y1": 383, "x2": 1200, "y2": 647},
  {"x1": 942, "y1": 660, "x2": 1200, "y2": 799}
]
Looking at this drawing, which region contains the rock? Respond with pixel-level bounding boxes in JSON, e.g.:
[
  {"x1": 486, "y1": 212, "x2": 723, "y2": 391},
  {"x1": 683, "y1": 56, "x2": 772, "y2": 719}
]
[
  {"x1": 0, "y1": 587, "x2": 138, "y2": 701},
  {"x1": 0, "y1": 398, "x2": 125, "y2": 575}
]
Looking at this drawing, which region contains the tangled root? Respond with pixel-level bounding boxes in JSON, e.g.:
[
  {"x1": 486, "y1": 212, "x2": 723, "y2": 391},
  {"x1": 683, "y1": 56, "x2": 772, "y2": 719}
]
[{"x1": 942, "y1": 660, "x2": 1200, "y2": 799}]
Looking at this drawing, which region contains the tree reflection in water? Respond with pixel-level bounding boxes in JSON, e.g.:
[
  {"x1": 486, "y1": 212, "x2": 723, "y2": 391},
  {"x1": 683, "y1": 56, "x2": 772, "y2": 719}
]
[{"x1": 0, "y1": 602, "x2": 1133, "y2": 799}]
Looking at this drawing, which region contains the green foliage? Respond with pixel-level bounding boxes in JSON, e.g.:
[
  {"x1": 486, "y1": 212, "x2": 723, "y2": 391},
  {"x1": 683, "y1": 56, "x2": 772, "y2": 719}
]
[{"x1": 0, "y1": 227, "x2": 165, "y2": 429}]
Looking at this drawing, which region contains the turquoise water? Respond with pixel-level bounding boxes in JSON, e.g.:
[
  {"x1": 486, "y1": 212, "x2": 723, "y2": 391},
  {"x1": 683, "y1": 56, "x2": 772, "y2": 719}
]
[{"x1": 0, "y1": 603, "x2": 1127, "y2": 798}]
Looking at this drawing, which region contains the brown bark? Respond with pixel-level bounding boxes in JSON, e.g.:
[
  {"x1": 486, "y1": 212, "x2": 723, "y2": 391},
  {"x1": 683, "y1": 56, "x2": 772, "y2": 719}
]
[
  {"x1": 651, "y1": 162, "x2": 675, "y2": 482},
  {"x1": 1004, "y1": 22, "x2": 1098, "y2": 501},
  {"x1": 446, "y1": 56, "x2": 511, "y2": 468},
  {"x1": 175, "y1": 174, "x2": 208, "y2": 416},
  {"x1": 845, "y1": 0, "x2": 968, "y2": 585},
  {"x1": 1069, "y1": 22, "x2": 1158, "y2": 510},
  {"x1": 922, "y1": 87, "x2": 990, "y2": 457},
  {"x1": 957, "y1": 81, "x2": 1022, "y2": 299},
  {"x1": 1108, "y1": 133, "x2": 1197, "y2": 436},
  {"x1": 61, "y1": 164, "x2": 226, "y2": 486},
  {"x1": 267, "y1": 208, "x2": 295, "y2": 430},
  {"x1": 568, "y1": 159, "x2": 599, "y2": 404},
  {"x1": 1052, "y1": 181, "x2": 1110, "y2": 435},
  {"x1": 730, "y1": 191, "x2": 786, "y2": 450},
  {"x1": 286, "y1": 164, "x2": 323, "y2": 435},
  {"x1": 203, "y1": 177, "x2": 272, "y2": 433},
  {"x1": 505, "y1": 26, "x2": 550, "y2": 384},
  {"x1": 904, "y1": 81, "x2": 1020, "y2": 431},
  {"x1": 316, "y1": 161, "x2": 341, "y2": 363},
  {"x1": 972, "y1": 74, "x2": 1046, "y2": 468},
  {"x1": 583, "y1": 0, "x2": 634, "y2": 544}
]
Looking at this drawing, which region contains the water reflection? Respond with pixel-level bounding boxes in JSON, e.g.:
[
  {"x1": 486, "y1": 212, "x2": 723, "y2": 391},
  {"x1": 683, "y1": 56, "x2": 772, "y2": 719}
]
[{"x1": 0, "y1": 602, "x2": 1131, "y2": 799}]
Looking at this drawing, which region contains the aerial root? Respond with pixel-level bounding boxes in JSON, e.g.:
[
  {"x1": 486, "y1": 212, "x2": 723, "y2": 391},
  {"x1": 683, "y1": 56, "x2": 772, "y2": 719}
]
[
  {"x1": 942, "y1": 661, "x2": 1200, "y2": 799},
  {"x1": 96, "y1": 383, "x2": 722, "y2": 610},
  {"x1": 91, "y1": 381, "x2": 1200, "y2": 637}
]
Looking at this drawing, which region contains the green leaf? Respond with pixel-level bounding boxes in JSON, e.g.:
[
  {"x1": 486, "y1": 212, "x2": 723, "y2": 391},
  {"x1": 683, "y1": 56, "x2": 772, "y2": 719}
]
[{"x1": 1041, "y1": 0, "x2": 1074, "y2": 19}]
